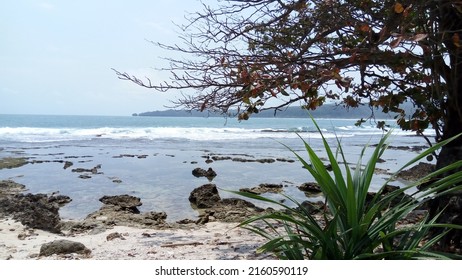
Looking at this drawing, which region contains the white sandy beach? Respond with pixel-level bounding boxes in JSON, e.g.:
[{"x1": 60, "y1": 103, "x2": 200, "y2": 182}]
[{"x1": 0, "y1": 218, "x2": 271, "y2": 260}]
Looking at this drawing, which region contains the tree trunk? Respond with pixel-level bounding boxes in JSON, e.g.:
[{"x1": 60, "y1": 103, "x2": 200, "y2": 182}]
[
  {"x1": 430, "y1": 146, "x2": 462, "y2": 251},
  {"x1": 427, "y1": 2, "x2": 462, "y2": 252},
  {"x1": 429, "y1": 72, "x2": 462, "y2": 250}
]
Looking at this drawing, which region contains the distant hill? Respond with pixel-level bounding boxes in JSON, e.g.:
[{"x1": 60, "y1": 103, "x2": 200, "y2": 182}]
[{"x1": 134, "y1": 104, "x2": 403, "y2": 120}]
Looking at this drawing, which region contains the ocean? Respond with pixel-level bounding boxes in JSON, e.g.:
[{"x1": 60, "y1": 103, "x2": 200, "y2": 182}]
[{"x1": 0, "y1": 114, "x2": 433, "y2": 222}]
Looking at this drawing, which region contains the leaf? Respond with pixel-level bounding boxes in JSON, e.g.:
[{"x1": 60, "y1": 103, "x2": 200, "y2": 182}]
[
  {"x1": 453, "y1": 33, "x2": 461, "y2": 48},
  {"x1": 394, "y1": 2, "x2": 404, "y2": 14},
  {"x1": 359, "y1": 24, "x2": 370, "y2": 33}
]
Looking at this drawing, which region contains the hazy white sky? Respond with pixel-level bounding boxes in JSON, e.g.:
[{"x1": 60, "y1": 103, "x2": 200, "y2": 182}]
[{"x1": 1, "y1": 0, "x2": 203, "y2": 116}]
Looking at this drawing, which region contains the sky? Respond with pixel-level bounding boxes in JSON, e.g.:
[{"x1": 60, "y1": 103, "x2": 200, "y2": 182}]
[{"x1": 1, "y1": 0, "x2": 204, "y2": 116}]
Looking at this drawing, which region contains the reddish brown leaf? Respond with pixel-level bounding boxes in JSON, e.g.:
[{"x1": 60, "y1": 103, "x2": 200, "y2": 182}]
[
  {"x1": 394, "y1": 2, "x2": 404, "y2": 14},
  {"x1": 453, "y1": 33, "x2": 461, "y2": 48}
]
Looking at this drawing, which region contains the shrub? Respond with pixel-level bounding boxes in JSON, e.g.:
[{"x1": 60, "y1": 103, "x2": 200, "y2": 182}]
[{"x1": 232, "y1": 120, "x2": 462, "y2": 259}]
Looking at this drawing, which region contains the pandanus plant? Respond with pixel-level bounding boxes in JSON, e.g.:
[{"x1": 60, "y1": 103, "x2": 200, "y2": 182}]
[{"x1": 231, "y1": 120, "x2": 462, "y2": 259}]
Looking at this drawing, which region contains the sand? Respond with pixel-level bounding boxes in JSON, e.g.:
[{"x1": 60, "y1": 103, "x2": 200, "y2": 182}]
[{"x1": 0, "y1": 217, "x2": 272, "y2": 260}]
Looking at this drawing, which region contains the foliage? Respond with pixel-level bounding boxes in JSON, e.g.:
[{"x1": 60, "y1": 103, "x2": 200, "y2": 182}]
[
  {"x1": 114, "y1": 0, "x2": 462, "y2": 143},
  {"x1": 230, "y1": 120, "x2": 462, "y2": 259}
]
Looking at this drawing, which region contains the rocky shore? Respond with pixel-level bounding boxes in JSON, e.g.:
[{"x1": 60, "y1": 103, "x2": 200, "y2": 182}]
[
  {"x1": 0, "y1": 150, "x2": 435, "y2": 260},
  {"x1": 0, "y1": 179, "x2": 276, "y2": 260}
]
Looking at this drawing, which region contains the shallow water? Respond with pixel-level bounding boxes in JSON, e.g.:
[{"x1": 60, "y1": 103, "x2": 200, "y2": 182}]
[{"x1": 0, "y1": 115, "x2": 434, "y2": 221}]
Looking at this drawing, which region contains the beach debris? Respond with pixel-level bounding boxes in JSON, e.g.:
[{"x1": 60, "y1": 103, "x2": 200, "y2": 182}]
[
  {"x1": 39, "y1": 240, "x2": 91, "y2": 257},
  {"x1": 160, "y1": 242, "x2": 204, "y2": 248},
  {"x1": 192, "y1": 167, "x2": 217, "y2": 180}
]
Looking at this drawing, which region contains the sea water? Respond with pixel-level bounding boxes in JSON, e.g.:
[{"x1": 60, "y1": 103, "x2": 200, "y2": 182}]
[{"x1": 0, "y1": 114, "x2": 433, "y2": 221}]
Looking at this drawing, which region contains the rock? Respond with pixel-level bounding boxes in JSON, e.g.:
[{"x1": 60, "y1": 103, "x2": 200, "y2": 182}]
[
  {"x1": 65, "y1": 195, "x2": 169, "y2": 232},
  {"x1": 189, "y1": 184, "x2": 270, "y2": 223},
  {"x1": 99, "y1": 194, "x2": 142, "y2": 212},
  {"x1": 196, "y1": 198, "x2": 267, "y2": 223},
  {"x1": 47, "y1": 194, "x2": 72, "y2": 207},
  {"x1": 106, "y1": 232, "x2": 126, "y2": 241},
  {"x1": 366, "y1": 184, "x2": 414, "y2": 208},
  {"x1": 220, "y1": 198, "x2": 260, "y2": 209},
  {"x1": 0, "y1": 193, "x2": 62, "y2": 233},
  {"x1": 299, "y1": 201, "x2": 325, "y2": 214},
  {"x1": 276, "y1": 158, "x2": 296, "y2": 163},
  {"x1": 211, "y1": 156, "x2": 232, "y2": 161},
  {"x1": 0, "y1": 157, "x2": 29, "y2": 170},
  {"x1": 0, "y1": 180, "x2": 69, "y2": 233},
  {"x1": 192, "y1": 167, "x2": 217, "y2": 180},
  {"x1": 397, "y1": 162, "x2": 435, "y2": 181},
  {"x1": 256, "y1": 158, "x2": 276, "y2": 163},
  {"x1": 82, "y1": 205, "x2": 168, "y2": 230},
  {"x1": 72, "y1": 165, "x2": 102, "y2": 175},
  {"x1": 176, "y1": 219, "x2": 196, "y2": 224},
  {"x1": 71, "y1": 168, "x2": 93, "y2": 173},
  {"x1": 189, "y1": 184, "x2": 221, "y2": 208},
  {"x1": 298, "y1": 182, "x2": 322, "y2": 196},
  {"x1": 240, "y1": 183, "x2": 283, "y2": 194},
  {"x1": 63, "y1": 161, "x2": 73, "y2": 169},
  {"x1": 0, "y1": 180, "x2": 27, "y2": 195},
  {"x1": 39, "y1": 240, "x2": 91, "y2": 257}
]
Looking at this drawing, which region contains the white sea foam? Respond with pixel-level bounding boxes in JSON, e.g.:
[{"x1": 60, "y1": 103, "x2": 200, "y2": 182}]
[
  {"x1": 0, "y1": 126, "x2": 356, "y2": 143},
  {"x1": 0, "y1": 115, "x2": 431, "y2": 143}
]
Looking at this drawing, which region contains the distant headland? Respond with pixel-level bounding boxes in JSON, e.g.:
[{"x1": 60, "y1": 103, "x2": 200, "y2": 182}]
[{"x1": 133, "y1": 104, "x2": 401, "y2": 119}]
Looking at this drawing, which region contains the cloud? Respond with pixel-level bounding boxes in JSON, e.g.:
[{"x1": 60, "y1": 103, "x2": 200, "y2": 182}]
[
  {"x1": 38, "y1": 2, "x2": 56, "y2": 11},
  {"x1": 135, "y1": 19, "x2": 174, "y2": 35}
]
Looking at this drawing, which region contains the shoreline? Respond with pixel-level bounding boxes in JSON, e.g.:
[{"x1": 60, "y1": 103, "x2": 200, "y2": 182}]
[
  {"x1": 0, "y1": 179, "x2": 276, "y2": 260},
  {"x1": 0, "y1": 138, "x2": 435, "y2": 260},
  {"x1": 0, "y1": 218, "x2": 270, "y2": 260}
]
